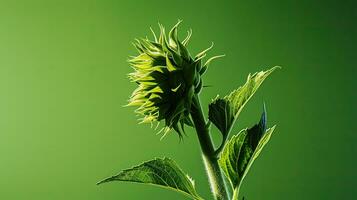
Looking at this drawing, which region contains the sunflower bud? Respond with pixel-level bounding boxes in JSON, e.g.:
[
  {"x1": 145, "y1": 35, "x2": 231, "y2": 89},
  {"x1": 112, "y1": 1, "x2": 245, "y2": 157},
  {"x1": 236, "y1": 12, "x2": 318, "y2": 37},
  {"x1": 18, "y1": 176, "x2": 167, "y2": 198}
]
[{"x1": 127, "y1": 20, "x2": 223, "y2": 137}]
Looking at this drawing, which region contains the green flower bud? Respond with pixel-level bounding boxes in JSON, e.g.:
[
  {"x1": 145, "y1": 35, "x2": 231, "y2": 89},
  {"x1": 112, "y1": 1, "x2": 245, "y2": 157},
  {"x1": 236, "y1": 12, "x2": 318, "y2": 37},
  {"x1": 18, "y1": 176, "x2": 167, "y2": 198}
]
[{"x1": 127, "y1": 20, "x2": 223, "y2": 138}]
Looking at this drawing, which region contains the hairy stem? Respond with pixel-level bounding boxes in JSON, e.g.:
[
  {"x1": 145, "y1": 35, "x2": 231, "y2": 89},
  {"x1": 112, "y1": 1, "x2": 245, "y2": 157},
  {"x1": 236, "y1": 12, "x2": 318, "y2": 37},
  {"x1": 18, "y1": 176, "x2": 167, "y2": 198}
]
[
  {"x1": 232, "y1": 186, "x2": 240, "y2": 200},
  {"x1": 191, "y1": 95, "x2": 230, "y2": 200}
]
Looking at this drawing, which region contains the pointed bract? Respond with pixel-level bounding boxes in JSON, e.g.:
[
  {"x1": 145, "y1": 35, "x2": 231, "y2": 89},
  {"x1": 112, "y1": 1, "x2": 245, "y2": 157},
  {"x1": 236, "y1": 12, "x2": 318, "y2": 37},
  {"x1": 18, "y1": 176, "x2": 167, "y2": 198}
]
[{"x1": 127, "y1": 21, "x2": 222, "y2": 137}]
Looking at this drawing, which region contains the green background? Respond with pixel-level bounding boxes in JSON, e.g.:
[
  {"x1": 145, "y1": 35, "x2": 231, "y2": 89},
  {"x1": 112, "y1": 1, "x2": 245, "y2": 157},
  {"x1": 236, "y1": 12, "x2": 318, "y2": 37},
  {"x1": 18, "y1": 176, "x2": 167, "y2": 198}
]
[{"x1": 1, "y1": 0, "x2": 356, "y2": 199}]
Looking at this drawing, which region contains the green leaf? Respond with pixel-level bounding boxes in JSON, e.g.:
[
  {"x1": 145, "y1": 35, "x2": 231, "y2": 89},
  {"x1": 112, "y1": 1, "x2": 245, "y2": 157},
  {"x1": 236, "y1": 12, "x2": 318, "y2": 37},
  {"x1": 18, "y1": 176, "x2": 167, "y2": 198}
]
[
  {"x1": 97, "y1": 157, "x2": 203, "y2": 200},
  {"x1": 208, "y1": 66, "x2": 279, "y2": 152},
  {"x1": 218, "y1": 107, "x2": 276, "y2": 198},
  {"x1": 208, "y1": 97, "x2": 234, "y2": 144}
]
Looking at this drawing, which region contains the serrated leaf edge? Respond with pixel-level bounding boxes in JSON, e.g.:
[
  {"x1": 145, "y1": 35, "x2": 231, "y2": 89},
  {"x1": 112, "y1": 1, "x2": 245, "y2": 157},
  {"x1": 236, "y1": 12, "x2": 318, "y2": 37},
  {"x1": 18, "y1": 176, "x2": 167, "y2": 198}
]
[{"x1": 97, "y1": 157, "x2": 204, "y2": 200}]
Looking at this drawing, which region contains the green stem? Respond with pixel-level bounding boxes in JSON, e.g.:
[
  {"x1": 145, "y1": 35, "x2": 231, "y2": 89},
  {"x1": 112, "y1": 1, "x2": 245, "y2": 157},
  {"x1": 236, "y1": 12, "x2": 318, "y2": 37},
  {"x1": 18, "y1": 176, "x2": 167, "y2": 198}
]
[
  {"x1": 190, "y1": 95, "x2": 230, "y2": 200},
  {"x1": 232, "y1": 186, "x2": 240, "y2": 200}
]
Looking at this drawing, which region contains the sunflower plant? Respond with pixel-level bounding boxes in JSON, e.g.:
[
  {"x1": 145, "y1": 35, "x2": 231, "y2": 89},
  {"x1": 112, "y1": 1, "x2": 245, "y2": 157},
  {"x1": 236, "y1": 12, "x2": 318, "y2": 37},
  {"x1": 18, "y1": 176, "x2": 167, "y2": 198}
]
[{"x1": 98, "y1": 21, "x2": 280, "y2": 200}]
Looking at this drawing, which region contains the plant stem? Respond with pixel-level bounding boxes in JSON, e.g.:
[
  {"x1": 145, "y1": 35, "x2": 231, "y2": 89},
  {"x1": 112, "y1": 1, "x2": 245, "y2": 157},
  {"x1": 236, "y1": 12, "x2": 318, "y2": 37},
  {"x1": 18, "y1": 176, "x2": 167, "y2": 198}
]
[
  {"x1": 232, "y1": 186, "x2": 240, "y2": 200},
  {"x1": 191, "y1": 95, "x2": 230, "y2": 200}
]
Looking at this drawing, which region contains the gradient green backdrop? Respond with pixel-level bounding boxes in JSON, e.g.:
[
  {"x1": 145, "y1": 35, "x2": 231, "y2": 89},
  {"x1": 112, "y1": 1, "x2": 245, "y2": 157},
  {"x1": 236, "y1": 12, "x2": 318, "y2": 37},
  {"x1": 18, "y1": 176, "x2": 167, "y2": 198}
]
[{"x1": 1, "y1": 0, "x2": 356, "y2": 199}]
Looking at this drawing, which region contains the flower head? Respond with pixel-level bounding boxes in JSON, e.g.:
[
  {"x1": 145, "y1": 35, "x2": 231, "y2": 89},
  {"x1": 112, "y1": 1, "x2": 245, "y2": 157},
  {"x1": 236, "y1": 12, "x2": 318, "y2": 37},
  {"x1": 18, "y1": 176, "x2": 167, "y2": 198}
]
[{"x1": 127, "y1": 20, "x2": 223, "y2": 137}]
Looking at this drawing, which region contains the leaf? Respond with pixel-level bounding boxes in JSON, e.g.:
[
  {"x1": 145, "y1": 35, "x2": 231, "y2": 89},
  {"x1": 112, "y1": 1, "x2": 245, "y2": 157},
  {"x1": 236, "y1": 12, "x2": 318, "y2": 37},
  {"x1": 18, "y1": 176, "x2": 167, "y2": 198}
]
[
  {"x1": 218, "y1": 107, "x2": 276, "y2": 194},
  {"x1": 226, "y1": 66, "x2": 279, "y2": 117},
  {"x1": 97, "y1": 157, "x2": 203, "y2": 200},
  {"x1": 208, "y1": 66, "x2": 279, "y2": 152},
  {"x1": 208, "y1": 97, "x2": 234, "y2": 145}
]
